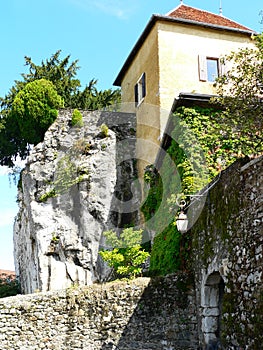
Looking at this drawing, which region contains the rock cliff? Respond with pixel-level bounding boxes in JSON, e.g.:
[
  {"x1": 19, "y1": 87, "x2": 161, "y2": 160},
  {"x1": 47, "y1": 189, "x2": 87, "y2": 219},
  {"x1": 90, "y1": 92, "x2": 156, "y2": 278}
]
[{"x1": 14, "y1": 109, "x2": 138, "y2": 294}]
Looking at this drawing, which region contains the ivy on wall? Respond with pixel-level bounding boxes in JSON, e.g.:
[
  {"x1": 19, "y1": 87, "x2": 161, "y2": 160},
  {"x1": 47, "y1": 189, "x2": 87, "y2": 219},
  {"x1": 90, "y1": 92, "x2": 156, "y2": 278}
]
[{"x1": 142, "y1": 106, "x2": 262, "y2": 276}]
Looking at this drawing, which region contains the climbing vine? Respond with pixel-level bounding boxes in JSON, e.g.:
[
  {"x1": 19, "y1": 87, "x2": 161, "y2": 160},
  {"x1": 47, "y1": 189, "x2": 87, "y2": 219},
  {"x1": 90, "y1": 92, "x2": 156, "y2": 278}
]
[{"x1": 142, "y1": 106, "x2": 262, "y2": 275}]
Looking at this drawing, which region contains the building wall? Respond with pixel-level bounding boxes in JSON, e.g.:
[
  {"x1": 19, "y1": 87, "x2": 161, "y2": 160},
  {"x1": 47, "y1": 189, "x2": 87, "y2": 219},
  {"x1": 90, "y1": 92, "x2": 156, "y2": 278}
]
[
  {"x1": 157, "y1": 22, "x2": 255, "y2": 132},
  {"x1": 119, "y1": 20, "x2": 254, "y2": 178},
  {"x1": 120, "y1": 23, "x2": 160, "y2": 107},
  {"x1": 120, "y1": 23, "x2": 162, "y2": 179},
  {"x1": 0, "y1": 274, "x2": 198, "y2": 350},
  {"x1": 189, "y1": 156, "x2": 263, "y2": 349},
  {"x1": 3, "y1": 156, "x2": 262, "y2": 349}
]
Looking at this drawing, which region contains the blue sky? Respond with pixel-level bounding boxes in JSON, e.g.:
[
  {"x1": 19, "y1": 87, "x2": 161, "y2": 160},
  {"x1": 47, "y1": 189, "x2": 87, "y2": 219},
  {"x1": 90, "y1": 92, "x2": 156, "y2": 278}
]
[{"x1": 0, "y1": 0, "x2": 262, "y2": 270}]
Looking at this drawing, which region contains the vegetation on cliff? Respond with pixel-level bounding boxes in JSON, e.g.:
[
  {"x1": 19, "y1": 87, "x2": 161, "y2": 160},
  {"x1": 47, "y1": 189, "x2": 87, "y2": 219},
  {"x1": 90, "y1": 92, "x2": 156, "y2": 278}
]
[{"x1": 0, "y1": 50, "x2": 121, "y2": 167}]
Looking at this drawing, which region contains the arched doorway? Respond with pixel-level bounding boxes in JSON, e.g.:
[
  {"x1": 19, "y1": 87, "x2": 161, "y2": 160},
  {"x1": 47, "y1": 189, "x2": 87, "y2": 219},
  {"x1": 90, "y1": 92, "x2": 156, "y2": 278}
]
[{"x1": 202, "y1": 271, "x2": 225, "y2": 348}]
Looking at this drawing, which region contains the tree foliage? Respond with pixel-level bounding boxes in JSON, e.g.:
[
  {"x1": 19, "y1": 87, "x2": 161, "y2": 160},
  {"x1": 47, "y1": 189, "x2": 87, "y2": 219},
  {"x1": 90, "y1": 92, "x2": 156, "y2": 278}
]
[
  {"x1": 214, "y1": 34, "x2": 263, "y2": 153},
  {"x1": 21, "y1": 51, "x2": 80, "y2": 107},
  {"x1": 0, "y1": 50, "x2": 121, "y2": 167},
  {"x1": 0, "y1": 275, "x2": 20, "y2": 298},
  {"x1": 99, "y1": 228, "x2": 150, "y2": 279},
  {"x1": 12, "y1": 79, "x2": 64, "y2": 145}
]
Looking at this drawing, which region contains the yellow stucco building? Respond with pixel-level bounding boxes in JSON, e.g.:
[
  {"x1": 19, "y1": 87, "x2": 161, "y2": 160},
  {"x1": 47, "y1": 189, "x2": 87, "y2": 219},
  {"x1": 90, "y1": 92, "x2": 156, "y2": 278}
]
[{"x1": 114, "y1": 3, "x2": 256, "y2": 176}]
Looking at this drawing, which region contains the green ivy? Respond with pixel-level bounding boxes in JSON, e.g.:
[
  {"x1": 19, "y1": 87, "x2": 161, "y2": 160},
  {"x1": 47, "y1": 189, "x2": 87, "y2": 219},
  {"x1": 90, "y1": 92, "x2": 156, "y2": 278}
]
[
  {"x1": 174, "y1": 106, "x2": 261, "y2": 179},
  {"x1": 142, "y1": 106, "x2": 261, "y2": 276},
  {"x1": 149, "y1": 223, "x2": 181, "y2": 275}
]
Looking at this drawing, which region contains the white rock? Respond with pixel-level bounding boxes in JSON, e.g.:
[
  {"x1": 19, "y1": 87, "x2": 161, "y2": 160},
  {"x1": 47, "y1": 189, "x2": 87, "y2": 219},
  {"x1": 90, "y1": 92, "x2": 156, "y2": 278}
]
[{"x1": 14, "y1": 110, "x2": 138, "y2": 294}]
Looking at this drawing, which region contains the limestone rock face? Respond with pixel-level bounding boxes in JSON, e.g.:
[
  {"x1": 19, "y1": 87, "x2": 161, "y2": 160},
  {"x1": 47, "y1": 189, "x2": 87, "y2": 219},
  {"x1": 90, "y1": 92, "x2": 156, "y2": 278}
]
[{"x1": 14, "y1": 110, "x2": 137, "y2": 294}]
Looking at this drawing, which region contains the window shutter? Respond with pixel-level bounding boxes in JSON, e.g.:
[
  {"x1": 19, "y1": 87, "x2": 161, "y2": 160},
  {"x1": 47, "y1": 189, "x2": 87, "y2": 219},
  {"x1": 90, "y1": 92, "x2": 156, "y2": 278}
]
[
  {"x1": 134, "y1": 83, "x2": 138, "y2": 106},
  {"x1": 198, "y1": 55, "x2": 207, "y2": 81},
  {"x1": 142, "y1": 72, "x2": 146, "y2": 98}
]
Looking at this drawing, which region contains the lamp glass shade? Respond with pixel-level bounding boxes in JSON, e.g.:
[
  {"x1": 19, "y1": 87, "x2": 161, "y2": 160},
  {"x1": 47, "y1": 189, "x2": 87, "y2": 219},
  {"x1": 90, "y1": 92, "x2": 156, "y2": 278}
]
[{"x1": 176, "y1": 212, "x2": 188, "y2": 233}]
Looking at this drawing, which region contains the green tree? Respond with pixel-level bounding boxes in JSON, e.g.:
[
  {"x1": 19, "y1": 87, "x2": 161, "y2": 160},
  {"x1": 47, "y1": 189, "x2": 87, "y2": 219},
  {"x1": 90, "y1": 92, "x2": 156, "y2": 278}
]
[
  {"x1": 12, "y1": 79, "x2": 64, "y2": 145},
  {"x1": 99, "y1": 228, "x2": 150, "y2": 279},
  {"x1": 72, "y1": 79, "x2": 121, "y2": 110},
  {"x1": 0, "y1": 275, "x2": 20, "y2": 298},
  {"x1": 21, "y1": 50, "x2": 80, "y2": 107},
  {"x1": 0, "y1": 51, "x2": 121, "y2": 167},
  {"x1": 214, "y1": 34, "x2": 263, "y2": 153},
  {"x1": 0, "y1": 50, "x2": 80, "y2": 115}
]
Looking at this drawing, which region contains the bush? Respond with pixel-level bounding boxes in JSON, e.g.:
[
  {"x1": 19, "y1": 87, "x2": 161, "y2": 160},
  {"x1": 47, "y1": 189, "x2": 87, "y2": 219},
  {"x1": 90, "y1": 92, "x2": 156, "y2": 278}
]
[
  {"x1": 71, "y1": 109, "x2": 84, "y2": 127},
  {"x1": 100, "y1": 123, "x2": 109, "y2": 137},
  {"x1": 12, "y1": 79, "x2": 64, "y2": 145},
  {"x1": 0, "y1": 275, "x2": 20, "y2": 298},
  {"x1": 99, "y1": 228, "x2": 150, "y2": 279}
]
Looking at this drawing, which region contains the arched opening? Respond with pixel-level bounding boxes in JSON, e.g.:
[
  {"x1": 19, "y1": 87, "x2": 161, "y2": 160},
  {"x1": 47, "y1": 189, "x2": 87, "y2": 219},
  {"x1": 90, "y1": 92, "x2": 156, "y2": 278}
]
[{"x1": 202, "y1": 271, "x2": 225, "y2": 348}]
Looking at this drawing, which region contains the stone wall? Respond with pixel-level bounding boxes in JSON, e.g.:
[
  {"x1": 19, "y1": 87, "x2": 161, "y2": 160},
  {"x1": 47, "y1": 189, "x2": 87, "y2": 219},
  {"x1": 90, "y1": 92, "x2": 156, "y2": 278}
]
[
  {"x1": 14, "y1": 110, "x2": 139, "y2": 294},
  {"x1": 189, "y1": 156, "x2": 263, "y2": 349},
  {"x1": 0, "y1": 274, "x2": 198, "y2": 350}
]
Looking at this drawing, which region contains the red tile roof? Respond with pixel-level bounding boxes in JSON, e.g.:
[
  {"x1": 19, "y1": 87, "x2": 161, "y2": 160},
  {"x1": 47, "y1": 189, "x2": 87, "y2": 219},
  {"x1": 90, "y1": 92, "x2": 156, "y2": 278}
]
[
  {"x1": 113, "y1": 4, "x2": 255, "y2": 86},
  {"x1": 167, "y1": 4, "x2": 253, "y2": 32}
]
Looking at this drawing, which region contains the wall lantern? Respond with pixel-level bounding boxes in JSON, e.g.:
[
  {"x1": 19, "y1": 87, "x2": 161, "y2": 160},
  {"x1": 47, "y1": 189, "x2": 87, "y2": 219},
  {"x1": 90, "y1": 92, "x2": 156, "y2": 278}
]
[
  {"x1": 176, "y1": 210, "x2": 188, "y2": 233},
  {"x1": 176, "y1": 200, "x2": 188, "y2": 233},
  {"x1": 175, "y1": 172, "x2": 222, "y2": 233}
]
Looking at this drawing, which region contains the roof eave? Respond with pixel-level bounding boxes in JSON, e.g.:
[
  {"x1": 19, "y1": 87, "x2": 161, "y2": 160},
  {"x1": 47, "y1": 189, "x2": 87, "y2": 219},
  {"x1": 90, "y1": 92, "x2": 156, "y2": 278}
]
[
  {"x1": 113, "y1": 15, "x2": 158, "y2": 86},
  {"x1": 161, "y1": 15, "x2": 256, "y2": 35},
  {"x1": 113, "y1": 14, "x2": 255, "y2": 87}
]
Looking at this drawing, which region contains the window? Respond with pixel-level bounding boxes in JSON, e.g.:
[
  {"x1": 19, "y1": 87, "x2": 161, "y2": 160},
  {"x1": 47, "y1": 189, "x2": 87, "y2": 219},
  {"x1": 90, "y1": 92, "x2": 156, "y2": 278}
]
[
  {"x1": 134, "y1": 72, "x2": 146, "y2": 106},
  {"x1": 198, "y1": 55, "x2": 219, "y2": 82},
  {"x1": 207, "y1": 58, "x2": 219, "y2": 82}
]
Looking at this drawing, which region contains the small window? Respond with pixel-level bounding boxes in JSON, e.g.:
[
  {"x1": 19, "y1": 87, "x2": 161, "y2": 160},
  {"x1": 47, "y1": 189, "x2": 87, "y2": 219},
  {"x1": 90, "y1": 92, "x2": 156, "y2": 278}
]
[
  {"x1": 207, "y1": 58, "x2": 219, "y2": 82},
  {"x1": 135, "y1": 72, "x2": 146, "y2": 107},
  {"x1": 198, "y1": 55, "x2": 219, "y2": 82}
]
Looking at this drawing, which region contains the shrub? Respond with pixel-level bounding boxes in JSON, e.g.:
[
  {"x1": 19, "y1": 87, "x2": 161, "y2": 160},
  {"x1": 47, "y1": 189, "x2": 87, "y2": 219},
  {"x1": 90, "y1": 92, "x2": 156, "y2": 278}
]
[
  {"x1": 71, "y1": 109, "x2": 84, "y2": 127},
  {"x1": 100, "y1": 123, "x2": 109, "y2": 137},
  {"x1": 99, "y1": 228, "x2": 150, "y2": 279},
  {"x1": 12, "y1": 79, "x2": 64, "y2": 145},
  {"x1": 39, "y1": 188, "x2": 57, "y2": 202},
  {"x1": 0, "y1": 275, "x2": 20, "y2": 298}
]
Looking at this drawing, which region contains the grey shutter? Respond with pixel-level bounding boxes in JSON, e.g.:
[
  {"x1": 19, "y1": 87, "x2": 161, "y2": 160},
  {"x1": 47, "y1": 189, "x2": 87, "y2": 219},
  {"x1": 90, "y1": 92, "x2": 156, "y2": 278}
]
[
  {"x1": 142, "y1": 72, "x2": 146, "y2": 98},
  {"x1": 134, "y1": 83, "x2": 138, "y2": 106},
  {"x1": 198, "y1": 55, "x2": 207, "y2": 81}
]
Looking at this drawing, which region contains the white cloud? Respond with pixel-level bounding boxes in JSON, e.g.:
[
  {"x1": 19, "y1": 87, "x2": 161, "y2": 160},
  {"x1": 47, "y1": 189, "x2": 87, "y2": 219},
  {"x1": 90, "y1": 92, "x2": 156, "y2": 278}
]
[{"x1": 68, "y1": 0, "x2": 139, "y2": 19}]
